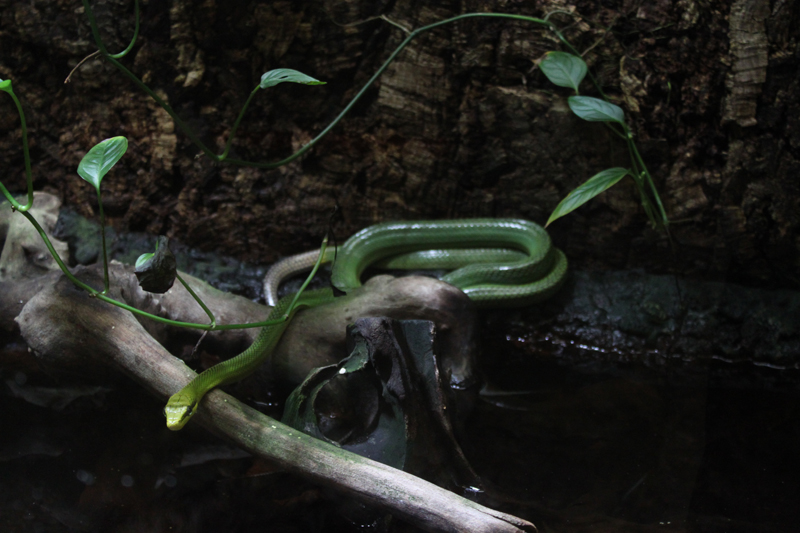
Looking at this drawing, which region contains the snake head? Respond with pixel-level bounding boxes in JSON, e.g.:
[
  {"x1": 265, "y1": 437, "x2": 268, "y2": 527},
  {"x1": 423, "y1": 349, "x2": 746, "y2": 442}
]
[{"x1": 164, "y1": 390, "x2": 198, "y2": 431}]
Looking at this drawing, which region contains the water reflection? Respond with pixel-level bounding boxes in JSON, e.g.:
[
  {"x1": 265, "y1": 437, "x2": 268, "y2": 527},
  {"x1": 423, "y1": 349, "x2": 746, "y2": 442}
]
[{"x1": 1, "y1": 269, "x2": 799, "y2": 532}]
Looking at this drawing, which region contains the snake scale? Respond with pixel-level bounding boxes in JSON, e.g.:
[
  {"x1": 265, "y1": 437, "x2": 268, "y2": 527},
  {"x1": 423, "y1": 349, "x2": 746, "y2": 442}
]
[{"x1": 164, "y1": 218, "x2": 567, "y2": 430}]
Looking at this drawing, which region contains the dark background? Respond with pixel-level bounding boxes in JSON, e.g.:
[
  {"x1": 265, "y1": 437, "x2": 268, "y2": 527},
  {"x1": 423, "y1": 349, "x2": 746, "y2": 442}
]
[{"x1": 1, "y1": 0, "x2": 798, "y2": 287}]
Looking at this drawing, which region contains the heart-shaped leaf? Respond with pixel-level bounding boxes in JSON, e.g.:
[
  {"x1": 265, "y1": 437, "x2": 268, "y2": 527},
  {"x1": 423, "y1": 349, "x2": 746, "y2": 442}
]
[
  {"x1": 259, "y1": 69, "x2": 326, "y2": 90},
  {"x1": 0, "y1": 78, "x2": 12, "y2": 93},
  {"x1": 546, "y1": 167, "x2": 630, "y2": 226},
  {"x1": 568, "y1": 96, "x2": 625, "y2": 124},
  {"x1": 77, "y1": 136, "x2": 128, "y2": 191},
  {"x1": 540, "y1": 52, "x2": 587, "y2": 93}
]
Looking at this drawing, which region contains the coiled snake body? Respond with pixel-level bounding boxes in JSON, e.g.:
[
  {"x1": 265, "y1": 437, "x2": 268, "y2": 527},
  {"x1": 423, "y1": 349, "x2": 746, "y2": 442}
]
[{"x1": 164, "y1": 218, "x2": 567, "y2": 430}]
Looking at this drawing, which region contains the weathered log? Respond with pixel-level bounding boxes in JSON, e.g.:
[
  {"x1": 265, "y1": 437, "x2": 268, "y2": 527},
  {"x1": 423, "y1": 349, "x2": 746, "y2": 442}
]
[
  {"x1": 5, "y1": 263, "x2": 534, "y2": 533},
  {"x1": 0, "y1": 192, "x2": 69, "y2": 282}
]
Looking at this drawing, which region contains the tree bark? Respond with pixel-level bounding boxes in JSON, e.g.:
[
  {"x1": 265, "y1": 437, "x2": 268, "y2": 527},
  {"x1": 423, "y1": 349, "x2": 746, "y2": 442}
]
[{"x1": 1, "y1": 0, "x2": 797, "y2": 288}]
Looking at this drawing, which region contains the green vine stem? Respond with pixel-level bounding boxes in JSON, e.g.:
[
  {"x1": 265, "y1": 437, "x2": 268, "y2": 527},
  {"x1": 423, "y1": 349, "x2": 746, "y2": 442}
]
[
  {"x1": 631, "y1": 140, "x2": 668, "y2": 229},
  {"x1": 176, "y1": 273, "x2": 216, "y2": 327},
  {"x1": 96, "y1": 188, "x2": 110, "y2": 294},
  {"x1": 108, "y1": 0, "x2": 140, "y2": 59},
  {"x1": 0, "y1": 82, "x2": 34, "y2": 212},
  {"x1": 623, "y1": 126, "x2": 668, "y2": 231},
  {"x1": 542, "y1": 10, "x2": 610, "y2": 102},
  {"x1": 218, "y1": 86, "x2": 259, "y2": 162},
  {"x1": 1, "y1": 4, "x2": 668, "y2": 336},
  {"x1": 279, "y1": 234, "x2": 329, "y2": 318},
  {"x1": 82, "y1": 0, "x2": 140, "y2": 59},
  {"x1": 79, "y1": 2, "x2": 667, "y2": 234},
  {"x1": 16, "y1": 208, "x2": 329, "y2": 332},
  {"x1": 80, "y1": 2, "x2": 561, "y2": 168},
  {"x1": 1, "y1": 4, "x2": 328, "y2": 334}
]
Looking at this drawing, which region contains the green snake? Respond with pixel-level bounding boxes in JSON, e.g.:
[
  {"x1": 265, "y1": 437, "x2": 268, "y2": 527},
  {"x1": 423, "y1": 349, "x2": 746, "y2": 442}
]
[{"x1": 164, "y1": 218, "x2": 568, "y2": 430}]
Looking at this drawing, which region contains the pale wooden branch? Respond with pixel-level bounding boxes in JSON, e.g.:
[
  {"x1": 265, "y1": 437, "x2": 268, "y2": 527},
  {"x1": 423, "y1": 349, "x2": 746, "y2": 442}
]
[{"x1": 8, "y1": 264, "x2": 536, "y2": 533}]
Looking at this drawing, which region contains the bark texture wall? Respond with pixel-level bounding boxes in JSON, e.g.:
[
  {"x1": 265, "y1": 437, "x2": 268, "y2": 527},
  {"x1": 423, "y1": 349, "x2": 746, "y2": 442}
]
[{"x1": 0, "y1": 0, "x2": 798, "y2": 287}]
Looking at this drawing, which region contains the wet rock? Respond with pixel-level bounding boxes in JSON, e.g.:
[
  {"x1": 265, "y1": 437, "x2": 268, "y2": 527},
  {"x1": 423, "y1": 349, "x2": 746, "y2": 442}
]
[{"x1": 495, "y1": 269, "x2": 800, "y2": 378}]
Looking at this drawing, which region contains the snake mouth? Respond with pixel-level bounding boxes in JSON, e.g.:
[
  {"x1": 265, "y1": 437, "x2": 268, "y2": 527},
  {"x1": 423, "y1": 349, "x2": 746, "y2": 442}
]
[{"x1": 164, "y1": 402, "x2": 195, "y2": 431}]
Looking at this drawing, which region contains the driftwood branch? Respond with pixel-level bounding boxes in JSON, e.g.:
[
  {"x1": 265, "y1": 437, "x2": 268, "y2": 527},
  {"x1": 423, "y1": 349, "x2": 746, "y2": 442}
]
[{"x1": 5, "y1": 262, "x2": 535, "y2": 533}]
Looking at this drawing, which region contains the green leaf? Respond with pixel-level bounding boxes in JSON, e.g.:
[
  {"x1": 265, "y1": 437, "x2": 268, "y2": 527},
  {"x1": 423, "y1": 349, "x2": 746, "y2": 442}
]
[
  {"x1": 135, "y1": 252, "x2": 154, "y2": 268},
  {"x1": 259, "y1": 69, "x2": 326, "y2": 90},
  {"x1": 540, "y1": 52, "x2": 587, "y2": 92},
  {"x1": 568, "y1": 95, "x2": 625, "y2": 124},
  {"x1": 136, "y1": 234, "x2": 163, "y2": 268},
  {"x1": 546, "y1": 167, "x2": 630, "y2": 226},
  {"x1": 77, "y1": 136, "x2": 128, "y2": 191},
  {"x1": 0, "y1": 78, "x2": 12, "y2": 93}
]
